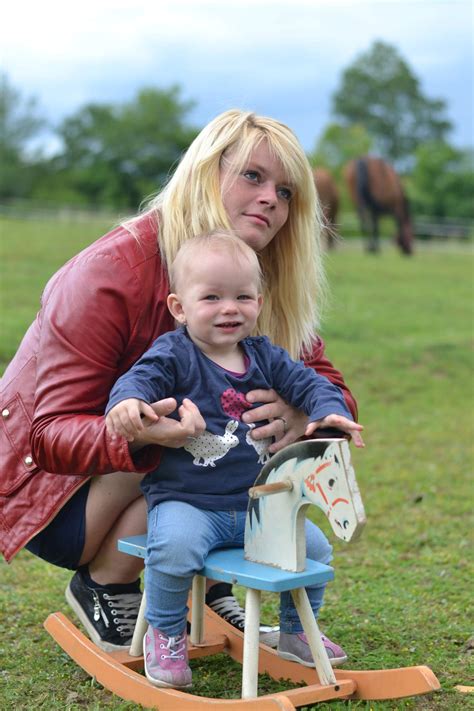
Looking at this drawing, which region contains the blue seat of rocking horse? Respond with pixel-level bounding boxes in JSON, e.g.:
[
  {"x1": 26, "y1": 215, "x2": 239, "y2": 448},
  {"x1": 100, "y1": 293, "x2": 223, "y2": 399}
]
[{"x1": 118, "y1": 534, "x2": 334, "y2": 592}]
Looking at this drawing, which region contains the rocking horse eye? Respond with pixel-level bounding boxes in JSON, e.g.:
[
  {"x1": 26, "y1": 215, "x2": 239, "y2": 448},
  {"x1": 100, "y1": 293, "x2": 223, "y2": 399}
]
[
  {"x1": 343, "y1": 520, "x2": 349, "y2": 529},
  {"x1": 328, "y1": 478, "x2": 335, "y2": 488}
]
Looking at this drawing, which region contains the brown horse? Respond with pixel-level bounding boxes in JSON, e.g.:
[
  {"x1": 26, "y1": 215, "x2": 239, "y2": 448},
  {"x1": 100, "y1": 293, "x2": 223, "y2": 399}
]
[
  {"x1": 344, "y1": 157, "x2": 414, "y2": 254},
  {"x1": 313, "y1": 167, "x2": 339, "y2": 249}
]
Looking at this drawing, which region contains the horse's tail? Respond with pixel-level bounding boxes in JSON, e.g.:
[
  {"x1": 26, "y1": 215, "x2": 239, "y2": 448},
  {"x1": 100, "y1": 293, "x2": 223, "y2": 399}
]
[{"x1": 355, "y1": 158, "x2": 374, "y2": 212}]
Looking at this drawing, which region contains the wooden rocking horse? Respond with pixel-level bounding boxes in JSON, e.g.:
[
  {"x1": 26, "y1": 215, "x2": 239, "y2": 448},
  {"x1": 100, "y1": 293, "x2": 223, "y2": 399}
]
[{"x1": 45, "y1": 438, "x2": 440, "y2": 708}]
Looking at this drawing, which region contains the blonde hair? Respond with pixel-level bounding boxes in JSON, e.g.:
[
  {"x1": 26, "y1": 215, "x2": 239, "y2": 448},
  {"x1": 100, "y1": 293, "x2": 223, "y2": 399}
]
[
  {"x1": 169, "y1": 230, "x2": 263, "y2": 293},
  {"x1": 133, "y1": 109, "x2": 326, "y2": 358}
]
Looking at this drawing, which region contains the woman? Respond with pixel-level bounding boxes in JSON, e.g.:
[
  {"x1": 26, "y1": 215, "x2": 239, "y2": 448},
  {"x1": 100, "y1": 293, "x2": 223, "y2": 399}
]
[{"x1": 0, "y1": 109, "x2": 357, "y2": 654}]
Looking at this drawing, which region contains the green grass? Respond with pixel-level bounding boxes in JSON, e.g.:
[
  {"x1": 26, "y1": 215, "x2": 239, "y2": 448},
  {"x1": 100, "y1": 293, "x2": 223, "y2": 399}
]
[
  {"x1": 1, "y1": 217, "x2": 473, "y2": 709},
  {"x1": 0, "y1": 216, "x2": 115, "y2": 369}
]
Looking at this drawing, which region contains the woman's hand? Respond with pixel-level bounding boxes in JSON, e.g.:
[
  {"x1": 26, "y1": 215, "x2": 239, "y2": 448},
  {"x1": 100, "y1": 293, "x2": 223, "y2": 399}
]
[
  {"x1": 241, "y1": 388, "x2": 308, "y2": 453},
  {"x1": 124, "y1": 398, "x2": 206, "y2": 451},
  {"x1": 306, "y1": 414, "x2": 365, "y2": 448}
]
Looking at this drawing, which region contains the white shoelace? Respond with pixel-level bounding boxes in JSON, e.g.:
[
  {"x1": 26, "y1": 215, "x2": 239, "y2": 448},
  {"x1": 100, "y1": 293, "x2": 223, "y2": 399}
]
[
  {"x1": 93, "y1": 591, "x2": 141, "y2": 636},
  {"x1": 207, "y1": 595, "x2": 246, "y2": 629},
  {"x1": 159, "y1": 633, "x2": 186, "y2": 660}
]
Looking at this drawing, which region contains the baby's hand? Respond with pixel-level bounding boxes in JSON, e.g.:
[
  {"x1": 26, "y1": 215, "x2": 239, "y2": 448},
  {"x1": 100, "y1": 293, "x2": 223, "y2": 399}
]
[
  {"x1": 105, "y1": 398, "x2": 159, "y2": 442},
  {"x1": 306, "y1": 414, "x2": 365, "y2": 448}
]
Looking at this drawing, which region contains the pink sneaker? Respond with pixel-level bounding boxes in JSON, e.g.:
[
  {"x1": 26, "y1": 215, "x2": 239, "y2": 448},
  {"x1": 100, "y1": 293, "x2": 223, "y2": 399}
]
[{"x1": 143, "y1": 624, "x2": 192, "y2": 688}]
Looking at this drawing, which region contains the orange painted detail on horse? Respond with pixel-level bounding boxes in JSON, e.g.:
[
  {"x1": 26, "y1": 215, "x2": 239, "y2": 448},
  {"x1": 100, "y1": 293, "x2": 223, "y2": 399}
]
[
  {"x1": 304, "y1": 460, "x2": 333, "y2": 495},
  {"x1": 304, "y1": 460, "x2": 350, "y2": 512},
  {"x1": 332, "y1": 497, "x2": 350, "y2": 506},
  {"x1": 316, "y1": 483, "x2": 329, "y2": 505}
]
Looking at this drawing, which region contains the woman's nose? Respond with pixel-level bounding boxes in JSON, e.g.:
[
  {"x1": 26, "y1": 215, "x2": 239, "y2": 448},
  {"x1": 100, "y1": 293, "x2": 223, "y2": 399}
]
[{"x1": 257, "y1": 181, "x2": 278, "y2": 206}]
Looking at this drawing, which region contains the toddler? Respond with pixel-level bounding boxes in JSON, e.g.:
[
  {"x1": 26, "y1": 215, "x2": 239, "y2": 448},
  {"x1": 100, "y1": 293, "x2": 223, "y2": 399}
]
[{"x1": 106, "y1": 231, "x2": 363, "y2": 688}]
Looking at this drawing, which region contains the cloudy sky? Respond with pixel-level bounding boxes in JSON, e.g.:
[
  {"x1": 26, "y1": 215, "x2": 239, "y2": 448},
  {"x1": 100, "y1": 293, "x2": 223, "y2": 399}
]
[{"x1": 2, "y1": 0, "x2": 472, "y2": 152}]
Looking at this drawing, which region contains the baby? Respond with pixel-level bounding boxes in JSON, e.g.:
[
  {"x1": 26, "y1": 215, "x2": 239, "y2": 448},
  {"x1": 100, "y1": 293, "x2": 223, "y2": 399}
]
[{"x1": 106, "y1": 230, "x2": 363, "y2": 688}]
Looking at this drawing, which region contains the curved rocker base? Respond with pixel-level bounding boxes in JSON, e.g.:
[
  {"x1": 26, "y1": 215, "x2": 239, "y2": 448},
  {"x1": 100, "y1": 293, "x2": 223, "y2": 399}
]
[{"x1": 44, "y1": 606, "x2": 440, "y2": 709}]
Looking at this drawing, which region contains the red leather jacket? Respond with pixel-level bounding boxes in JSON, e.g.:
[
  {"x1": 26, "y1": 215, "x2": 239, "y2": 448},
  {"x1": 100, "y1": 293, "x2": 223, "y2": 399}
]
[{"x1": 0, "y1": 214, "x2": 357, "y2": 562}]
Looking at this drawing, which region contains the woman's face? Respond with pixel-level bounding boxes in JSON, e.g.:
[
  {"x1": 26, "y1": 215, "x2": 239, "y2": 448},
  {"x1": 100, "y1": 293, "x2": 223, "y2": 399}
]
[{"x1": 220, "y1": 141, "x2": 292, "y2": 252}]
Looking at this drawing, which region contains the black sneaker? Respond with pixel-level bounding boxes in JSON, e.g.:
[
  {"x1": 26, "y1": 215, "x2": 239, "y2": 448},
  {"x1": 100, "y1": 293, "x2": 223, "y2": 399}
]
[
  {"x1": 205, "y1": 583, "x2": 280, "y2": 648},
  {"x1": 65, "y1": 570, "x2": 141, "y2": 652}
]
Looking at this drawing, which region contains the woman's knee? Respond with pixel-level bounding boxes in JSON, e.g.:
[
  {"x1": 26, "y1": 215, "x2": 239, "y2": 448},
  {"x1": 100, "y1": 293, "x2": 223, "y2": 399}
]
[{"x1": 81, "y1": 474, "x2": 147, "y2": 564}]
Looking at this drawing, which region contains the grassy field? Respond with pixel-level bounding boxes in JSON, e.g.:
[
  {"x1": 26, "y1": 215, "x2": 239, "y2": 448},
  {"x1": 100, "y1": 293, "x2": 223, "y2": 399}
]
[{"x1": 1, "y1": 216, "x2": 473, "y2": 709}]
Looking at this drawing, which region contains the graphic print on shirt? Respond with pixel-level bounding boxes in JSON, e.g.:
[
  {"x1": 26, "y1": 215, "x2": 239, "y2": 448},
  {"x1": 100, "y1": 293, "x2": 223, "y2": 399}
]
[
  {"x1": 183, "y1": 419, "x2": 240, "y2": 467},
  {"x1": 222, "y1": 387, "x2": 272, "y2": 465},
  {"x1": 182, "y1": 387, "x2": 273, "y2": 468},
  {"x1": 245, "y1": 423, "x2": 272, "y2": 465}
]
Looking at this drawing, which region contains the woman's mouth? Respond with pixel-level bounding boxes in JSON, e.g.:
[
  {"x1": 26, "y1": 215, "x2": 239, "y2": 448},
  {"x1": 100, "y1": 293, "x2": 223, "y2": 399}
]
[{"x1": 245, "y1": 213, "x2": 270, "y2": 227}]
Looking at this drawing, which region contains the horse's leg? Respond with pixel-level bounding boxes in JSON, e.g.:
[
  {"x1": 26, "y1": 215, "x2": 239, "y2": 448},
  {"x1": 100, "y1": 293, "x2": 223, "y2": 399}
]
[
  {"x1": 395, "y1": 219, "x2": 404, "y2": 253},
  {"x1": 357, "y1": 206, "x2": 369, "y2": 244},
  {"x1": 366, "y1": 210, "x2": 380, "y2": 253}
]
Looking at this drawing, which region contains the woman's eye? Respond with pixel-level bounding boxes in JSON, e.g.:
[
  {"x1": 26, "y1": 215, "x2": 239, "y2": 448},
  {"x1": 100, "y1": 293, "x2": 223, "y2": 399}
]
[
  {"x1": 243, "y1": 170, "x2": 259, "y2": 182},
  {"x1": 277, "y1": 186, "x2": 292, "y2": 201}
]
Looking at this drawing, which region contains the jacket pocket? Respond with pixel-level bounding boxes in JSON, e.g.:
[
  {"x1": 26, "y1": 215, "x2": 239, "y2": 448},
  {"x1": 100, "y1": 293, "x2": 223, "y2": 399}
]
[{"x1": 1, "y1": 370, "x2": 39, "y2": 496}]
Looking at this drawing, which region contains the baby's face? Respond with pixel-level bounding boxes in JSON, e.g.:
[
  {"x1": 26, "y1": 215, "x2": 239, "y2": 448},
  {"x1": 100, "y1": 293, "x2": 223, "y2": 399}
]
[{"x1": 172, "y1": 250, "x2": 262, "y2": 354}]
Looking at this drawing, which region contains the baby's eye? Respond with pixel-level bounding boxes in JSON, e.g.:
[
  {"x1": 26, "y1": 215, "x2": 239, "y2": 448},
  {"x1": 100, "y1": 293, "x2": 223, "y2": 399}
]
[
  {"x1": 277, "y1": 186, "x2": 293, "y2": 201},
  {"x1": 204, "y1": 294, "x2": 219, "y2": 301},
  {"x1": 237, "y1": 294, "x2": 252, "y2": 301}
]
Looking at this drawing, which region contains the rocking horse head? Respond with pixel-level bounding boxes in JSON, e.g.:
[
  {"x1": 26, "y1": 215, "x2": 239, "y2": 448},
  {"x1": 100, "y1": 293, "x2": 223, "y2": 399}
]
[
  {"x1": 245, "y1": 439, "x2": 366, "y2": 572},
  {"x1": 299, "y1": 439, "x2": 366, "y2": 542}
]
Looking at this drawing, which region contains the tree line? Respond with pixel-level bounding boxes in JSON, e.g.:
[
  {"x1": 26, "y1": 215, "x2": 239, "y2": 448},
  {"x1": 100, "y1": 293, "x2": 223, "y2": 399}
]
[{"x1": 1, "y1": 42, "x2": 472, "y2": 219}]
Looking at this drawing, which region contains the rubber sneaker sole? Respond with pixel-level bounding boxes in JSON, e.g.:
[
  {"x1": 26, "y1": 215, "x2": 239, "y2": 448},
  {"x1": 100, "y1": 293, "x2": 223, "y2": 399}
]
[{"x1": 143, "y1": 662, "x2": 193, "y2": 690}]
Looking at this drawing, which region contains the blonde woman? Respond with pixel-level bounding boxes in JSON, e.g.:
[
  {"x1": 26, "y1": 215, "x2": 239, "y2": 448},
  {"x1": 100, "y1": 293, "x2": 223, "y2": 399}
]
[{"x1": 1, "y1": 110, "x2": 357, "y2": 655}]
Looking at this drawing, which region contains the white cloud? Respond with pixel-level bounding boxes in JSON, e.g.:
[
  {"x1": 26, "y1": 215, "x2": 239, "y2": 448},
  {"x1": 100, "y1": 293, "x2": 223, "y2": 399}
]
[{"x1": 1, "y1": 0, "x2": 472, "y2": 150}]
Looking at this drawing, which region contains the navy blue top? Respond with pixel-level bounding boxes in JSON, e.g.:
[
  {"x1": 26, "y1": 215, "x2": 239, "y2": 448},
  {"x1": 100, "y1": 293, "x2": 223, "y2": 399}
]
[{"x1": 106, "y1": 327, "x2": 352, "y2": 511}]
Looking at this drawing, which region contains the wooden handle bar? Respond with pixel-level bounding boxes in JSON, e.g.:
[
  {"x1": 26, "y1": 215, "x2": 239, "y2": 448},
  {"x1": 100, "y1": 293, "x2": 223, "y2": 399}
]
[{"x1": 248, "y1": 479, "x2": 293, "y2": 499}]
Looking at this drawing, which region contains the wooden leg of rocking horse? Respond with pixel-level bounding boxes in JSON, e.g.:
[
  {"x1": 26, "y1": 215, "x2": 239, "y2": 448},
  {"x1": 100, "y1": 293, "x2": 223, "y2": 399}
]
[
  {"x1": 129, "y1": 590, "x2": 148, "y2": 657},
  {"x1": 191, "y1": 575, "x2": 206, "y2": 645},
  {"x1": 290, "y1": 588, "x2": 336, "y2": 686},
  {"x1": 242, "y1": 588, "x2": 261, "y2": 699}
]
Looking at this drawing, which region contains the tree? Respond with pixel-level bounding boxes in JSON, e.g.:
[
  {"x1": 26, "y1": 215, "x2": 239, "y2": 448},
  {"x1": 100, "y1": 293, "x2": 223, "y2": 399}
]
[
  {"x1": 0, "y1": 72, "x2": 46, "y2": 199},
  {"x1": 332, "y1": 41, "x2": 452, "y2": 166},
  {"x1": 54, "y1": 86, "x2": 198, "y2": 208},
  {"x1": 410, "y1": 141, "x2": 474, "y2": 219},
  {"x1": 309, "y1": 122, "x2": 372, "y2": 178}
]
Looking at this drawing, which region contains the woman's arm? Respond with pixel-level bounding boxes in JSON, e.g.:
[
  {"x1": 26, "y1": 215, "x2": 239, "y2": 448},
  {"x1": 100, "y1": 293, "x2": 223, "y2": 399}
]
[
  {"x1": 302, "y1": 335, "x2": 358, "y2": 420},
  {"x1": 30, "y1": 247, "x2": 170, "y2": 475}
]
